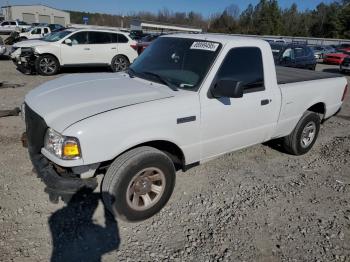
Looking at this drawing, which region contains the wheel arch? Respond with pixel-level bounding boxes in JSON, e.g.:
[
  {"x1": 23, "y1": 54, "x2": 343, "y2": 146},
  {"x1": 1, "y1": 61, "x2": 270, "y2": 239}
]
[
  {"x1": 37, "y1": 53, "x2": 61, "y2": 66},
  {"x1": 306, "y1": 102, "x2": 326, "y2": 120},
  {"x1": 111, "y1": 54, "x2": 130, "y2": 65},
  {"x1": 104, "y1": 140, "x2": 186, "y2": 172}
]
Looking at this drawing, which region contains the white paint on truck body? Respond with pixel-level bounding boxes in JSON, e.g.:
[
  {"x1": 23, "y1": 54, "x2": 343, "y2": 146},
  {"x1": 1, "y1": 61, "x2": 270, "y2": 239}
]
[{"x1": 24, "y1": 33, "x2": 347, "y2": 168}]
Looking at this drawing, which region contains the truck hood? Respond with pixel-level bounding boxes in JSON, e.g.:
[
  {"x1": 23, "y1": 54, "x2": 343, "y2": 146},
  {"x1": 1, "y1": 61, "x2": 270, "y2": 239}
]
[
  {"x1": 25, "y1": 73, "x2": 175, "y2": 133},
  {"x1": 13, "y1": 39, "x2": 46, "y2": 48}
]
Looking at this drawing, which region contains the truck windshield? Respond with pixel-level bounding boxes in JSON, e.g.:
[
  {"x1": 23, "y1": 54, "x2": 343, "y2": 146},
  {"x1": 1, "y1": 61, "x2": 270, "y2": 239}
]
[
  {"x1": 43, "y1": 30, "x2": 72, "y2": 42},
  {"x1": 129, "y1": 37, "x2": 222, "y2": 91}
]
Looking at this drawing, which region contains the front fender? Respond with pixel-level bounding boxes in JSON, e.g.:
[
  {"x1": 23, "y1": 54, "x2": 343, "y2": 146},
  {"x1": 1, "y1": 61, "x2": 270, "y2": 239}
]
[{"x1": 62, "y1": 94, "x2": 201, "y2": 167}]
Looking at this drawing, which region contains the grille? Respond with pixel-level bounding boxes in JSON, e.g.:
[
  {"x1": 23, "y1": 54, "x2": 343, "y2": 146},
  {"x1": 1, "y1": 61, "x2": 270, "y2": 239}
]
[{"x1": 25, "y1": 104, "x2": 47, "y2": 155}]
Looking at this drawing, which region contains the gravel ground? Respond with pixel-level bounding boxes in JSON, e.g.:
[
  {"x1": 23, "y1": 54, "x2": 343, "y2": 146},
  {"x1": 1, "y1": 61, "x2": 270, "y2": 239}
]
[{"x1": 0, "y1": 59, "x2": 349, "y2": 262}]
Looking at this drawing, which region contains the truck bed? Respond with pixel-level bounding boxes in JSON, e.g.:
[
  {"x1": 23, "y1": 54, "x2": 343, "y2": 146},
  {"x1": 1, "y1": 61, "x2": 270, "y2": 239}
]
[{"x1": 276, "y1": 66, "x2": 343, "y2": 85}]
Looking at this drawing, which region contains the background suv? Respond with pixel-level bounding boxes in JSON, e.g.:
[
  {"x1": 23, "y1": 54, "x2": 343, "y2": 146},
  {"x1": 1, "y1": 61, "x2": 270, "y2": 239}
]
[
  {"x1": 271, "y1": 43, "x2": 317, "y2": 70},
  {"x1": 11, "y1": 28, "x2": 138, "y2": 75}
]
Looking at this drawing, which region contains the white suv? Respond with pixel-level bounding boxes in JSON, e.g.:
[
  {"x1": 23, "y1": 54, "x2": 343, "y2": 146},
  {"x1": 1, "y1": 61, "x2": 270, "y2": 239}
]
[
  {"x1": 12, "y1": 28, "x2": 138, "y2": 75},
  {"x1": 19, "y1": 26, "x2": 51, "y2": 40}
]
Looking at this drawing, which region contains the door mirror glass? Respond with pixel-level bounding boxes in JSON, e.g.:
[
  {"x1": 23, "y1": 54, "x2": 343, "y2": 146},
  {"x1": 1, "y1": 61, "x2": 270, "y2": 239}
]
[
  {"x1": 64, "y1": 38, "x2": 72, "y2": 46},
  {"x1": 211, "y1": 79, "x2": 244, "y2": 98}
]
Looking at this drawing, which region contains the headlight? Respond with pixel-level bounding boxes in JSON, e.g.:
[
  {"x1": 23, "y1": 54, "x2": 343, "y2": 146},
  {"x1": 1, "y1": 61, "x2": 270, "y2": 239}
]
[{"x1": 44, "y1": 128, "x2": 81, "y2": 160}]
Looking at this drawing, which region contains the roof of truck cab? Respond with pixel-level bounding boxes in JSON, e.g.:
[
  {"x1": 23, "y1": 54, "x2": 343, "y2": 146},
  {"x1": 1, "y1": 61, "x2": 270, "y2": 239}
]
[{"x1": 163, "y1": 33, "x2": 266, "y2": 45}]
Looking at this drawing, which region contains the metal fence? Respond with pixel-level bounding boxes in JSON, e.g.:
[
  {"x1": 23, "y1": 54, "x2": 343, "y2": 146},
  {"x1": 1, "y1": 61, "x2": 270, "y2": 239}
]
[{"x1": 231, "y1": 34, "x2": 350, "y2": 46}]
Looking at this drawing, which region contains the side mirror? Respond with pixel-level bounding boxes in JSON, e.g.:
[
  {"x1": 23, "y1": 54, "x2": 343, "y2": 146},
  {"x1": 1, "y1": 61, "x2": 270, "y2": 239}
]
[
  {"x1": 211, "y1": 79, "x2": 244, "y2": 99},
  {"x1": 64, "y1": 38, "x2": 72, "y2": 46}
]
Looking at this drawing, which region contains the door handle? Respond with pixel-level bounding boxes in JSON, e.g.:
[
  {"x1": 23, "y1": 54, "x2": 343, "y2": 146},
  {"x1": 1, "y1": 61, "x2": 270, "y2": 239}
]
[
  {"x1": 261, "y1": 99, "x2": 271, "y2": 106},
  {"x1": 84, "y1": 48, "x2": 90, "y2": 51},
  {"x1": 111, "y1": 47, "x2": 116, "y2": 50}
]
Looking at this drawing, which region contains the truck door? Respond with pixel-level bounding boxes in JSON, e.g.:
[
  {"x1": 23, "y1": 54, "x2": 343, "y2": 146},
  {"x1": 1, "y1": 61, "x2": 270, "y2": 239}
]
[{"x1": 199, "y1": 47, "x2": 280, "y2": 160}]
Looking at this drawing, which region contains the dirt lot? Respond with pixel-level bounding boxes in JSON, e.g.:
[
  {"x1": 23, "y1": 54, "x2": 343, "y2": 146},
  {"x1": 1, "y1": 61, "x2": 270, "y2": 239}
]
[{"x1": 0, "y1": 58, "x2": 349, "y2": 262}]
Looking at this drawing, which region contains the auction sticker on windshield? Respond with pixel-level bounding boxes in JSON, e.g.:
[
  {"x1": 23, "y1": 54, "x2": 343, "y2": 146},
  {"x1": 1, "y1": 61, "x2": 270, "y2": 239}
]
[{"x1": 190, "y1": 42, "x2": 219, "y2": 52}]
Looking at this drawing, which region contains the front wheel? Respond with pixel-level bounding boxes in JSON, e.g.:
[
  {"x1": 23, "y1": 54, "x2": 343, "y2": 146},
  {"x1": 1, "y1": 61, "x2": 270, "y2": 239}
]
[
  {"x1": 102, "y1": 146, "x2": 176, "y2": 222},
  {"x1": 111, "y1": 55, "x2": 130, "y2": 72},
  {"x1": 35, "y1": 54, "x2": 60, "y2": 76},
  {"x1": 283, "y1": 111, "x2": 321, "y2": 155}
]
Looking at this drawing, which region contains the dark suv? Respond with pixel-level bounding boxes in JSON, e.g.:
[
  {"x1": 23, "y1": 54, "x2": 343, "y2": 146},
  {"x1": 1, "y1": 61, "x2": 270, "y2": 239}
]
[{"x1": 270, "y1": 43, "x2": 317, "y2": 70}]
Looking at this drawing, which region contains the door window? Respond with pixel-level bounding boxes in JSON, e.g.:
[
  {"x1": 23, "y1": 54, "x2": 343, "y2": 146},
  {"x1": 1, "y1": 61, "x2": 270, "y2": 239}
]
[
  {"x1": 216, "y1": 47, "x2": 265, "y2": 92},
  {"x1": 68, "y1": 32, "x2": 88, "y2": 45},
  {"x1": 10, "y1": 22, "x2": 17, "y2": 25},
  {"x1": 282, "y1": 48, "x2": 295, "y2": 59},
  {"x1": 294, "y1": 47, "x2": 305, "y2": 58},
  {"x1": 44, "y1": 28, "x2": 49, "y2": 34},
  {"x1": 110, "y1": 33, "x2": 129, "y2": 43},
  {"x1": 88, "y1": 32, "x2": 111, "y2": 44},
  {"x1": 1, "y1": 22, "x2": 9, "y2": 26},
  {"x1": 31, "y1": 28, "x2": 42, "y2": 35},
  {"x1": 117, "y1": 34, "x2": 129, "y2": 43}
]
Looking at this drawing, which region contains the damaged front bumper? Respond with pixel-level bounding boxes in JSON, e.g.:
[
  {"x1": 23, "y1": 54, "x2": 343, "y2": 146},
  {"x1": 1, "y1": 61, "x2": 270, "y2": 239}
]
[
  {"x1": 23, "y1": 104, "x2": 98, "y2": 203},
  {"x1": 12, "y1": 47, "x2": 37, "y2": 74}
]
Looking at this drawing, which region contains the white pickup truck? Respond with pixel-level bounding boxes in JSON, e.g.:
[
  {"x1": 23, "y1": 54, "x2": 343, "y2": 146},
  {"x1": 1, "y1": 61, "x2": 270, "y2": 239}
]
[{"x1": 23, "y1": 34, "x2": 348, "y2": 222}]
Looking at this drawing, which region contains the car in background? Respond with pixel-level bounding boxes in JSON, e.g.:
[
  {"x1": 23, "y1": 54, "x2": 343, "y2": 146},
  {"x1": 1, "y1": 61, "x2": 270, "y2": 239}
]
[
  {"x1": 264, "y1": 38, "x2": 286, "y2": 44},
  {"x1": 323, "y1": 52, "x2": 349, "y2": 65},
  {"x1": 340, "y1": 56, "x2": 350, "y2": 73},
  {"x1": 0, "y1": 37, "x2": 7, "y2": 56},
  {"x1": 19, "y1": 26, "x2": 51, "y2": 41},
  {"x1": 0, "y1": 20, "x2": 31, "y2": 33},
  {"x1": 311, "y1": 45, "x2": 336, "y2": 60},
  {"x1": 136, "y1": 34, "x2": 161, "y2": 54},
  {"x1": 11, "y1": 28, "x2": 138, "y2": 75},
  {"x1": 337, "y1": 43, "x2": 350, "y2": 52},
  {"x1": 129, "y1": 30, "x2": 148, "y2": 41},
  {"x1": 48, "y1": 24, "x2": 65, "y2": 32},
  {"x1": 270, "y1": 43, "x2": 316, "y2": 70}
]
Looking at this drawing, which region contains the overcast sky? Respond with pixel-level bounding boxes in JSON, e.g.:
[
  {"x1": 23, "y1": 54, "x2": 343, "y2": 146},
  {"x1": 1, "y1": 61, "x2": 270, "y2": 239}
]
[{"x1": 0, "y1": 0, "x2": 336, "y2": 17}]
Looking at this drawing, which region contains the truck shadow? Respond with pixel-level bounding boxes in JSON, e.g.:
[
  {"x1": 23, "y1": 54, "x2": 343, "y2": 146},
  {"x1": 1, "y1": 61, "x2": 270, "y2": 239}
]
[
  {"x1": 262, "y1": 138, "x2": 288, "y2": 154},
  {"x1": 48, "y1": 188, "x2": 120, "y2": 262}
]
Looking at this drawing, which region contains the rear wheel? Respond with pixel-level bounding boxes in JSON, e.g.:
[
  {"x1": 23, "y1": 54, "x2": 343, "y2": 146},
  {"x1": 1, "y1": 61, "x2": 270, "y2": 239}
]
[
  {"x1": 102, "y1": 146, "x2": 176, "y2": 222},
  {"x1": 35, "y1": 54, "x2": 60, "y2": 76},
  {"x1": 283, "y1": 111, "x2": 321, "y2": 155},
  {"x1": 111, "y1": 55, "x2": 130, "y2": 72}
]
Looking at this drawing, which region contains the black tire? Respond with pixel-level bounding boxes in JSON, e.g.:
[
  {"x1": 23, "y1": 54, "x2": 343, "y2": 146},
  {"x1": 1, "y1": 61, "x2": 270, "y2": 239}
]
[
  {"x1": 111, "y1": 55, "x2": 130, "y2": 72},
  {"x1": 35, "y1": 54, "x2": 60, "y2": 76},
  {"x1": 283, "y1": 111, "x2": 321, "y2": 155},
  {"x1": 102, "y1": 146, "x2": 176, "y2": 222},
  {"x1": 19, "y1": 36, "x2": 27, "y2": 41},
  {"x1": 310, "y1": 64, "x2": 316, "y2": 70}
]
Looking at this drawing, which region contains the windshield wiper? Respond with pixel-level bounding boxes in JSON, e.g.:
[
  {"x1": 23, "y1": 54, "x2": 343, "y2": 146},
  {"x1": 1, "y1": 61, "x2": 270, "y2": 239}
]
[{"x1": 142, "y1": 71, "x2": 178, "y2": 91}]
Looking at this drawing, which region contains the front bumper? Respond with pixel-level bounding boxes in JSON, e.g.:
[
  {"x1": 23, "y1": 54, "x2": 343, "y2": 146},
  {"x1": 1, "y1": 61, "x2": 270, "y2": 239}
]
[
  {"x1": 12, "y1": 49, "x2": 37, "y2": 74},
  {"x1": 24, "y1": 105, "x2": 98, "y2": 202}
]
